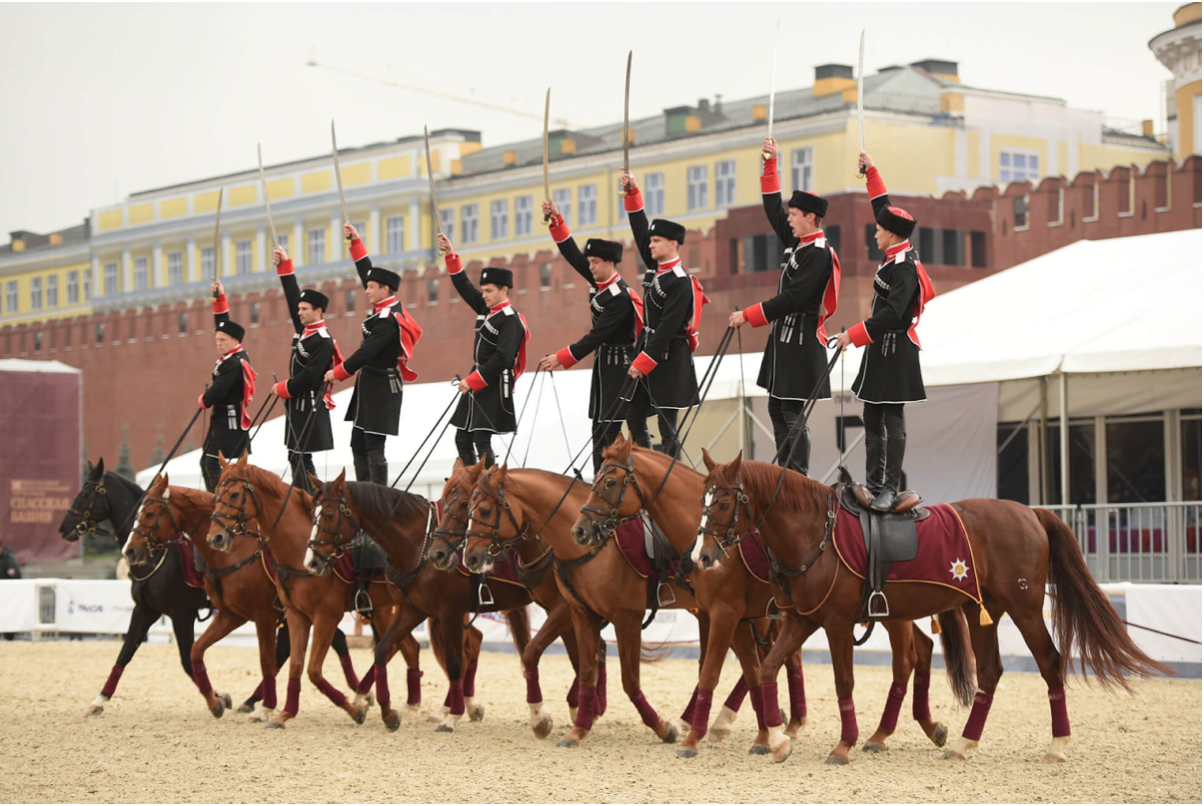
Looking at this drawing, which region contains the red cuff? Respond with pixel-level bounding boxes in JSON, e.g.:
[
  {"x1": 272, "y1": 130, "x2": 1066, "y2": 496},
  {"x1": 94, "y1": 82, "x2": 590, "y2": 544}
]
[
  {"x1": 212, "y1": 294, "x2": 229, "y2": 315},
  {"x1": 549, "y1": 215, "x2": 570, "y2": 243},
  {"x1": 275, "y1": 258, "x2": 294, "y2": 277},
  {"x1": 623, "y1": 187, "x2": 644, "y2": 213},
  {"x1": 848, "y1": 322, "x2": 873, "y2": 347},
  {"x1": 760, "y1": 158, "x2": 781, "y2": 194},
  {"x1": 445, "y1": 252, "x2": 463, "y2": 275},
  {"x1": 743, "y1": 303, "x2": 769, "y2": 328},
  {"x1": 631, "y1": 351, "x2": 657, "y2": 375},
  {"x1": 465, "y1": 370, "x2": 487, "y2": 392},
  {"x1": 556, "y1": 346, "x2": 578, "y2": 369},
  {"x1": 332, "y1": 363, "x2": 352, "y2": 382},
  {"x1": 274, "y1": 380, "x2": 292, "y2": 399},
  {"x1": 349, "y1": 238, "x2": 367, "y2": 262},
  {"x1": 198, "y1": 394, "x2": 209, "y2": 409},
  {"x1": 866, "y1": 165, "x2": 887, "y2": 200}
]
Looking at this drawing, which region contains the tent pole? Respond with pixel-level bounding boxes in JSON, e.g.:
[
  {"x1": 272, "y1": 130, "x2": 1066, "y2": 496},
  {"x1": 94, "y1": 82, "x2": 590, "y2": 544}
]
[
  {"x1": 1039, "y1": 377, "x2": 1049, "y2": 505},
  {"x1": 1059, "y1": 372, "x2": 1071, "y2": 506}
]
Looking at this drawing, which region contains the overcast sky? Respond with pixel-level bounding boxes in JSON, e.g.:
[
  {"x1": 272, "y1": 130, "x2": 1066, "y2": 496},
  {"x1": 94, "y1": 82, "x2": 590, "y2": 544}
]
[{"x1": 0, "y1": 2, "x2": 1182, "y2": 238}]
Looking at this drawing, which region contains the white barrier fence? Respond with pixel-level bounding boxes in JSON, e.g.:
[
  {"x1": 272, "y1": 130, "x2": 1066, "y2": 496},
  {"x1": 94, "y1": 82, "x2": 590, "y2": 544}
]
[{"x1": 1, "y1": 580, "x2": 1197, "y2": 674}]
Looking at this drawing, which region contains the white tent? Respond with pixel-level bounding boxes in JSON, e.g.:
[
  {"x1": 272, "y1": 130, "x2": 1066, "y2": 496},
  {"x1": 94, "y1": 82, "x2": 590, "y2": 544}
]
[{"x1": 141, "y1": 229, "x2": 1202, "y2": 506}]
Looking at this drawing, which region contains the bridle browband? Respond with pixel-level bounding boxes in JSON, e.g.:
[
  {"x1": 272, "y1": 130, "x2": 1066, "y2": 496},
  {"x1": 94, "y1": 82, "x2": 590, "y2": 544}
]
[
  {"x1": 65, "y1": 477, "x2": 118, "y2": 542},
  {"x1": 307, "y1": 486, "x2": 364, "y2": 571},
  {"x1": 577, "y1": 456, "x2": 649, "y2": 546},
  {"x1": 468, "y1": 476, "x2": 536, "y2": 558},
  {"x1": 210, "y1": 472, "x2": 267, "y2": 539}
]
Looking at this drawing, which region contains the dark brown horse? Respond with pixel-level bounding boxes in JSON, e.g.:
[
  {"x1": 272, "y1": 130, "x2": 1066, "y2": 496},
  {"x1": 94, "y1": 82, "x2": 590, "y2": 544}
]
[
  {"x1": 308, "y1": 463, "x2": 558, "y2": 735},
  {"x1": 206, "y1": 454, "x2": 410, "y2": 728},
  {"x1": 699, "y1": 453, "x2": 1174, "y2": 764},
  {"x1": 571, "y1": 436, "x2": 949, "y2": 758}
]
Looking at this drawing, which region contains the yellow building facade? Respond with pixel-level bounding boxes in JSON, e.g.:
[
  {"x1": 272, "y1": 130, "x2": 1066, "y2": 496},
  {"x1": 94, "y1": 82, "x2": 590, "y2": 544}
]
[{"x1": 1151, "y1": 3, "x2": 1202, "y2": 161}]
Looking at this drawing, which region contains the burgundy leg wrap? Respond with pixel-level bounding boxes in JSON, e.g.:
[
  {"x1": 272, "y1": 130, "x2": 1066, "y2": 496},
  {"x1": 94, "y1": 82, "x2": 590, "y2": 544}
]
[
  {"x1": 405, "y1": 668, "x2": 422, "y2": 706},
  {"x1": 761, "y1": 681, "x2": 783, "y2": 728},
  {"x1": 192, "y1": 660, "x2": 213, "y2": 696},
  {"x1": 250, "y1": 681, "x2": 264, "y2": 700},
  {"x1": 1049, "y1": 688, "x2": 1071, "y2": 737},
  {"x1": 463, "y1": 658, "x2": 479, "y2": 698},
  {"x1": 787, "y1": 667, "x2": 807, "y2": 722},
  {"x1": 574, "y1": 686, "x2": 596, "y2": 731},
  {"x1": 262, "y1": 676, "x2": 277, "y2": 711},
  {"x1": 962, "y1": 691, "x2": 994, "y2": 742},
  {"x1": 523, "y1": 667, "x2": 542, "y2": 704},
  {"x1": 877, "y1": 682, "x2": 907, "y2": 735},
  {"x1": 912, "y1": 671, "x2": 932, "y2": 722},
  {"x1": 101, "y1": 664, "x2": 125, "y2": 698},
  {"x1": 356, "y1": 664, "x2": 376, "y2": 697},
  {"x1": 750, "y1": 684, "x2": 767, "y2": 732},
  {"x1": 448, "y1": 679, "x2": 465, "y2": 716},
  {"x1": 566, "y1": 675, "x2": 579, "y2": 708},
  {"x1": 838, "y1": 698, "x2": 859, "y2": 745},
  {"x1": 315, "y1": 677, "x2": 347, "y2": 708},
  {"x1": 375, "y1": 663, "x2": 391, "y2": 709},
  {"x1": 596, "y1": 664, "x2": 608, "y2": 715},
  {"x1": 284, "y1": 677, "x2": 301, "y2": 714},
  {"x1": 690, "y1": 688, "x2": 714, "y2": 737},
  {"x1": 679, "y1": 685, "x2": 700, "y2": 724},
  {"x1": 631, "y1": 690, "x2": 660, "y2": 729},
  {"x1": 723, "y1": 676, "x2": 749, "y2": 712},
  {"x1": 338, "y1": 653, "x2": 360, "y2": 690}
]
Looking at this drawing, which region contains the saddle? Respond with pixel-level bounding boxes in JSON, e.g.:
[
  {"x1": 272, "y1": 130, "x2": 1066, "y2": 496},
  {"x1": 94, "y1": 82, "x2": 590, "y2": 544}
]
[
  {"x1": 640, "y1": 514, "x2": 688, "y2": 625},
  {"x1": 838, "y1": 482, "x2": 929, "y2": 620},
  {"x1": 349, "y1": 532, "x2": 388, "y2": 616}
]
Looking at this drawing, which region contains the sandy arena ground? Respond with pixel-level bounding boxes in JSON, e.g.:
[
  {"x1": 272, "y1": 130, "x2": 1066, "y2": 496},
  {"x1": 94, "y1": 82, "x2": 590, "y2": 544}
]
[{"x1": 0, "y1": 640, "x2": 1197, "y2": 803}]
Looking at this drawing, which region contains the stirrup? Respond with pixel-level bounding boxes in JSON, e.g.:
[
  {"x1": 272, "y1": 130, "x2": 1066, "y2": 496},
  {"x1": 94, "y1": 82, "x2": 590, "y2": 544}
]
[
  {"x1": 656, "y1": 581, "x2": 676, "y2": 608},
  {"x1": 867, "y1": 590, "x2": 890, "y2": 618},
  {"x1": 354, "y1": 588, "x2": 374, "y2": 616},
  {"x1": 478, "y1": 582, "x2": 495, "y2": 608}
]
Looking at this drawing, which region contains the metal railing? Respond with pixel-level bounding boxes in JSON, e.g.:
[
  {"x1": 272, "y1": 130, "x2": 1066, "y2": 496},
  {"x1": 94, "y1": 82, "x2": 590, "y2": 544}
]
[{"x1": 1041, "y1": 501, "x2": 1202, "y2": 583}]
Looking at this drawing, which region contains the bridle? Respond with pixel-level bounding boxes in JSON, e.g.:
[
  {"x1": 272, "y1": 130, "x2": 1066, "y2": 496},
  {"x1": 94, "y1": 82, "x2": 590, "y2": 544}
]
[
  {"x1": 577, "y1": 456, "x2": 649, "y2": 545},
  {"x1": 210, "y1": 472, "x2": 266, "y2": 539},
  {"x1": 696, "y1": 478, "x2": 759, "y2": 554},
  {"x1": 307, "y1": 486, "x2": 364, "y2": 572},
  {"x1": 430, "y1": 485, "x2": 471, "y2": 565},
  {"x1": 65, "y1": 478, "x2": 118, "y2": 542},
  {"x1": 468, "y1": 477, "x2": 535, "y2": 559}
]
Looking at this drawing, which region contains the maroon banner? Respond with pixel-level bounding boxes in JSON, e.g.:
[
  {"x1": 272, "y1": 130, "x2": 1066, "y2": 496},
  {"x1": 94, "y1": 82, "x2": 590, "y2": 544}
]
[{"x1": 0, "y1": 363, "x2": 82, "y2": 564}]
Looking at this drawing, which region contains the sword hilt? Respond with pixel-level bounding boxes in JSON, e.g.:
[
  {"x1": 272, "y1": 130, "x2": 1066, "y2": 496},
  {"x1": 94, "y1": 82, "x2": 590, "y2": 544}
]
[{"x1": 762, "y1": 151, "x2": 773, "y2": 161}]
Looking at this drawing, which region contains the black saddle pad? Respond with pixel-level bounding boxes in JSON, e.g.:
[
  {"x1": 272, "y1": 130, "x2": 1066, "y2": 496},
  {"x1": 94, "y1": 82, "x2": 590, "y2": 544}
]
[
  {"x1": 191, "y1": 545, "x2": 209, "y2": 576},
  {"x1": 351, "y1": 534, "x2": 388, "y2": 574},
  {"x1": 866, "y1": 512, "x2": 919, "y2": 564}
]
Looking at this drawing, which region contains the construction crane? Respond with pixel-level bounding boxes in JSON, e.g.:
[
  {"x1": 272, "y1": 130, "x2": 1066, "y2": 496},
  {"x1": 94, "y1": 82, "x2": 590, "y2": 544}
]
[{"x1": 306, "y1": 48, "x2": 576, "y2": 129}]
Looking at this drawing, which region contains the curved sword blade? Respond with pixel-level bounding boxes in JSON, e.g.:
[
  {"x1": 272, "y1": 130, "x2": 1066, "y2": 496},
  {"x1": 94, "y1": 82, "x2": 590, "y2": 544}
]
[
  {"x1": 257, "y1": 144, "x2": 279, "y2": 248},
  {"x1": 857, "y1": 30, "x2": 866, "y2": 154},
  {"x1": 212, "y1": 187, "x2": 223, "y2": 282},
  {"x1": 543, "y1": 88, "x2": 551, "y2": 221},
  {"x1": 425, "y1": 126, "x2": 444, "y2": 253},
  {"x1": 331, "y1": 120, "x2": 349, "y2": 228}
]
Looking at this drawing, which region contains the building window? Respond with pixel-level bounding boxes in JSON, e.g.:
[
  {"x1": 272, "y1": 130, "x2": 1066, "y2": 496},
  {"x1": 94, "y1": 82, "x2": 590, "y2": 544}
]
[
  {"x1": 67, "y1": 271, "x2": 79, "y2": 304},
  {"x1": 386, "y1": 215, "x2": 405, "y2": 254},
  {"x1": 553, "y1": 188, "x2": 571, "y2": 226},
  {"x1": 133, "y1": 257, "x2": 148, "y2": 291},
  {"x1": 539, "y1": 263, "x2": 552, "y2": 289},
  {"x1": 46, "y1": 275, "x2": 58, "y2": 307},
  {"x1": 1049, "y1": 186, "x2": 1064, "y2": 225},
  {"x1": 714, "y1": 161, "x2": 735, "y2": 207},
  {"x1": 941, "y1": 229, "x2": 965, "y2": 266},
  {"x1": 308, "y1": 228, "x2": 326, "y2": 264},
  {"x1": 427, "y1": 279, "x2": 439, "y2": 304},
  {"x1": 30, "y1": 277, "x2": 42, "y2": 310},
  {"x1": 249, "y1": 301, "x2": 260, "y2": 326},
  {"x1": 62, "y1": 322, "x2": 71, "y2": 348},
  {"x1": 200, "y1": 247, "x2": 215, "y2": 279},
  {"x1": 1106, "y1": 416, "x2": 1165, "y2": 503},
  {"x1": 167, "y1": 251, "x2": 183, "y2": 286},
  {"x1": 5, "y1": 281, "x2": 15, "y2": 313},
  {"x1": 345, "y1": 289, "x2": 356, "y2": 314},
  {"x1": 1118, "y1": 168, "x2": 1133, "y2": 215},
  {"x1": 236, "y1": 239, "x2": 252, "y2": 275},
  {"x1": 1000, "y1": 150, "x2": 1039, "y2": 184},
  {"x1": 645, "y1": 172, "x2": 665, "y2": 217},
  {"x1": 739, "y1": 234, "x2": 781, "y2": 273},
  {"x1": 1013, "y1": 195, "x2": 1030, "y2": 230},
  {"x1": 1182, "y1": 413, "x2": 1201, "y2": 502},
  {"x1": 825, "y1": 225, "x2": 841, "y2": 262},
  {"x1": 439, "y1": 209, "x2": 455, "y2": 243},
  {"x1": 178, "y1": 313, "x2": 188, "y2": 336},
  {"x1": 84, "y1": 269, "x2": 91, "y2": 300},
  {"x1": 970, "y1": 231, "x2": 988, "y2": 268},
  {"x1": 687, "y1": 165, "x2": 708, "y2": 211},
  {"x1": 864, "y1": 224, "x2": 884, "y2": 262},
  {"x1": 1082, "y1": 181, "x2": 1099, "y2": 221},
  {"x1": 792, "y1": 147, "x2": 814, "y2": 193},
  {"x1": 351, "y1": 222, "x2": 366, "y2": 247},
  {"x1": 918, "y1": 228, "x2": 935, "y2": 263},
  {"x1": 514, "y1": 195, "x2": 533, "y2": 237},
  {"x1": 490, "y1": 199, "x2": 508, "y2": 240},
  {"x1": 460, "y1": 204, "x2": 479, "y2": 244},
  {"x1": 95, "y1": 322, "x2": 104, "y2": 345},
  {"x1": 277, "y1": 233, "x2": 289, "y2": 256},
  {"x1": 578, "y1": 184, "x2": 597, "y2": 226},
  {"x1": 33, "y1": 331, "x2": 42, "y2": 354}
]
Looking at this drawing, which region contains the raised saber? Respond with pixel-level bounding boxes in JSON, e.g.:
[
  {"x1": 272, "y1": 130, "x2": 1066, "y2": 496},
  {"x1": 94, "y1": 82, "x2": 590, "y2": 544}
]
[
  {"x1": 211, "y1": 186, "x2": 223, "y2": 286},
  {"x1": 857, "y1": 30, "x2": 867, "y2": 177},
  {"x1": 424, "y1": 126, "x2": 445, "y2": 256},
  {"x1": 331, "y1": 120, "x2": 350, "y2": 237},
  {"x1": 620, "y1": 50, "x2": 632, "y2": 196},
  {"x1": 542, "y1": 87, "x2": 551, "y2": 222},
  {"x1": 256, "y1": 144, "x2": 279, "y2": 248},
  {"x1": 762, "y1": 20, "x2": 780, "y2": 160}
]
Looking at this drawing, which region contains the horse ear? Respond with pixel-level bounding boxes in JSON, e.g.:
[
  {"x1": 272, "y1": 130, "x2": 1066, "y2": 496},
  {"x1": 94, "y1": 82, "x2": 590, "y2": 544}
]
[
  {"x1": 618, "y1": 434, "x2": 634, "y2": 461},
  {"x1": 162, "y1": 472, "x2": 170, "y2": 488},
  {"x1": 217, "y1": 452, "x2": 228, "y2": 468},
  {"x1": 729, "y1": 450, "x2": 744, "y2": 478},
  {"x1": 308, "y1": 473, "x2": 324, "y2": 491},
  {"x1": 495, "y1": 463, "x2": 508, "y2": 483},
  {"x1": 96, "y1": 457, "x2": 105, "y2": 475},
  {"x1": 334, "y1": 468, "x2": 346, "y2": 487},
  {"x1": 701, "y1": 447, "x2": 717, "y2": 472},
  {"x1": 452, "y1": 457, "x2": 465, "y2": 474},
  {"x1": 238, "y1": 449, "x2": 249, "y2": 465}
]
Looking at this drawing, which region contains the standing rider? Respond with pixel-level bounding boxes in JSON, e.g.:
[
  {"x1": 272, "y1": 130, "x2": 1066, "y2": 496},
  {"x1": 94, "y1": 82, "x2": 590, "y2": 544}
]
[{"x1": 198, "y1": 280, "x2": 256, "y2": 492}]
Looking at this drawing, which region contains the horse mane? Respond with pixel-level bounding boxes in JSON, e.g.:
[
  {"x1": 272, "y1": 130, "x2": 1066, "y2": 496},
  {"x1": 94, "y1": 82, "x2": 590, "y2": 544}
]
[
  {"x1": 346, "y1": 481, "x2": 428, "y2": 522},
  {"x1": 104, "y1": 470, "x2": 144, "y2": 497},
  {"x1": 631, "y1": 445, "x2": 703, "y2": 480},
  {"x1": 712, "y1": 460, "x2": 832, "y2": 515}
]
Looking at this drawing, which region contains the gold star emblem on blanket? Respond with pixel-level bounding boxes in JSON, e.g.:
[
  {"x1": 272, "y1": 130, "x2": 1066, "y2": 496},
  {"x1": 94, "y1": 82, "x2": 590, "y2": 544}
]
[{"x1": 949, "y1": 558, "x2": 968, "y2": 582}]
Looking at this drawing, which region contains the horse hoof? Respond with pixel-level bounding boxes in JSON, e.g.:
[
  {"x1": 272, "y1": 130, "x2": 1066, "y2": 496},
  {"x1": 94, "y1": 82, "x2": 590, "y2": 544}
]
[
  {"x1": 219, "y1": 692, "x2": 233, "y2": 709},
  {"x1": 556, "y1": 738, "x2": 578, "y2": 749},
  {"x1": 785, "y1": 725, "x2": 801, "y2": 740},
  {"x1": 426, "y1": 715, "x2": 443, "y2": 724},
  {"x1": 931, "y1": 723, "x2": 948, "y2": 748},
  {"x1": 748, "y1": 744, "x2": 770, "y2": 756},
  {"x1": 943, "y1": 749, "x2": 966, "y2": 761},
  {"x1": 365, "y1": 692, "x2": 376, "y2": 708},
  {"x1": 1041, "y1": 753, "x2": 1066, "y2": 764},
  {"x1": 84, "y1": 705, "x2": 104, "y2": 717},
  {"x1": 384, "y1": 712, "x2": 401, "y2": 732},
  {"x1": 246, "y1": 714, "x2": 263, "y2": 725},
  {"x1": 771, "y1": 741, "x2": 793, "y2": 764},
  {"x1": 533, "y1": 717, "x2": 553, "y2": 740},
  {"x1": 779, "y1": 708, "x2": 787, "y2": 724},
  {"x1": 405, "y1": 703, "x2": 421, "y2": 714},
  {"x1": 434, "y1": 724, "x2": 454, "y2": 733},
  {"x1": 210, "y1": 700, "x2": 225, "y2": 719},
  {"x1": 265, "y1": 721, "x2": 286, "y2": 730},
  {"x1": 352, "y1": 706, "x2": 368, "y2": 725},
  {"x1": 862, "y1": 741, "x2": 887, "y2": 753},
  {"x1": 236, "y1": 701, "x2": 256, "y2": 714},
  {"x1": 709, "y1": 729, "x2": 731, "y2": 743},
  {"x1": 676, "y1": 746, "x2": 698, "y2": 759},
  {"x1": 661, "y1": 723, "x2": 678, "y2": 744},
  {"x1": 825, "y1": 753, "x2": 848, "y2": 766},
  {"x1": 469, "y1": 706, "x2": 485, "y2": 722}
]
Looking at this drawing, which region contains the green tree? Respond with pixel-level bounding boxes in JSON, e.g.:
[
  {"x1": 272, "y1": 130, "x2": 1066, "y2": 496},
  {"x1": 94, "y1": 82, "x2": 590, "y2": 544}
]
[
  {"x1": 149, "y1": 425, "x2": 166, "y2": 468},
  {"x1": 115, "y1": 424, "x2": 136, "y2": 481}
]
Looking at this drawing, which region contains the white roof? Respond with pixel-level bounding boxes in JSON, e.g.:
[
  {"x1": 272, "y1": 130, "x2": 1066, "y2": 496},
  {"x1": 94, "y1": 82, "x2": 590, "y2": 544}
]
[{"x1": 0, "y1": 359, "x2": 81, "y2": 374}]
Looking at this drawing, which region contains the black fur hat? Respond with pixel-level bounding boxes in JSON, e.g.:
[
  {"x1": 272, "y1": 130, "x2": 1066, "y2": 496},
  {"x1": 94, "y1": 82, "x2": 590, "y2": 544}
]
[
  {"x1": 216, "y1": 319, "x2": 245, "y2": 341},
  {"x1": 648, "y1": 218, "x2": 686, "y2": 245},
  {"x1": 480, "y1": 267, "x2": 514, "y2": 289},
  {"x1": 584, "y1": 239, "x2": 623, "y2": 264},
  {"x1": 788, "y1": 190, "x2": 829, "y2": 218}
]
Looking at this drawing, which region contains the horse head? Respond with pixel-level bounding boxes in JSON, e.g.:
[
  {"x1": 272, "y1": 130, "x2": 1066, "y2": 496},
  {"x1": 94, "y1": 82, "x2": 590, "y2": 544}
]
[
  {"x1": 307, "y1": 468, "x2": 360, "y2": 576},
  {"x1": 207, "y1": 451, "x2": 260, "y2": 552},
  {"x1": 430, "y1": 457, "x2": 485, "y2": 571},
  {"x1": 696, "y1": 448, "x2": 748, "y2": 570},
  {"x1": 464, "y1": 463, "x2": 525, "y2": 574},
  {"x1": 60, "y1": 458, "x2": 109, "y2": 542},
  {"x1": 124, "y1": 473, "x2": 180, "y2": 565},
  {"x1": 572, "y1": 433, "x2": 642, "y2": 548}
]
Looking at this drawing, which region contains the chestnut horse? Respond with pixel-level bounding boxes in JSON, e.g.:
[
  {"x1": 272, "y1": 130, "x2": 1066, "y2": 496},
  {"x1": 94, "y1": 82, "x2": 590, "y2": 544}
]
[
  {"x1": 571, "y1": 436, "x2": 950, "y2": 758},
  {"x1": 308, "y1": 462, "x2": 563, "y2": 736},
  {"x1": 207, "y1": 454, "x2": 408, "y2": 728},
  {"x1": 699, "y1": 453, "x2": 1174, "y2": 764}
]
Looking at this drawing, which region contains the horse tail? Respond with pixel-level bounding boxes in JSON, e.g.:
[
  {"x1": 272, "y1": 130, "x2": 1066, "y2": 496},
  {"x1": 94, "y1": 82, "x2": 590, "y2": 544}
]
[
  {"x1": 640, "y1": 641, "x2": 671, "y2": 664},
  {"x1": 505, "y1": 607, "x2": 532, "y2": 659},
  {"x1": 936, "y1": 608, "x2": 976, "y2": 707},
  {"x1": 1036, "y1": 507, "x2": 1175, "y2": 691}
]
